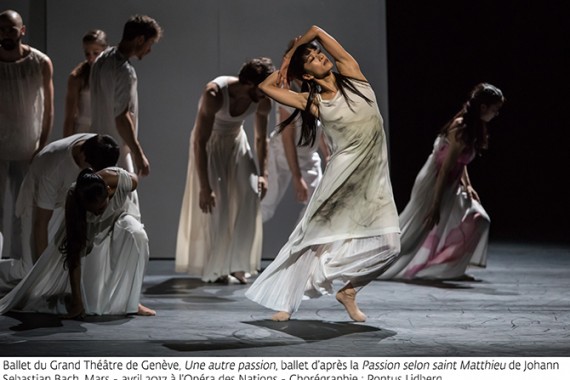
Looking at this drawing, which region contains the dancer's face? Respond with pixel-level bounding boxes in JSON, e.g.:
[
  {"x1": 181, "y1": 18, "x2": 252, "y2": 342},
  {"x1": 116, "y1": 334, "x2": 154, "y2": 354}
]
[
  {"x1": 83, "y1": 42, "x2": 106, "y2": 64},
  {"x1": 302, "y1": 48, "x2": 333, "y2": 80},
  {"x1": 134, "y1": 36, "x2": 156, "y2": 60},
  {"x1": 0, "y1": 16, "x2": 24, "y2": 51},
  {"x1": 85, "y1": 197, "x2": 109, "y2": 216},
  {"x1": 480, "y1": 102, "x2": 502, "y2": 122}
]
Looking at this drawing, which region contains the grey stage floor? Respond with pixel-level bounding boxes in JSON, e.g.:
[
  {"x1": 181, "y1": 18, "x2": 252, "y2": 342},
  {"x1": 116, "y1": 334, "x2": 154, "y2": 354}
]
[{"x1": 0, "y1": 241, "x2": 569, "y2": 357}]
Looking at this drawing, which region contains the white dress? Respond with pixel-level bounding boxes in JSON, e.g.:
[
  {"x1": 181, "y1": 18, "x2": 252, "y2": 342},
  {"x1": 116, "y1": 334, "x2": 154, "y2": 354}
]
[
  {"x1": 379, "y1": 136, "x2": 489, "y2": 280},
  {"x1": 260, "y1": 104, "x2": 324, "y2": 222},
  {"x1": 0, "y1": 133, "x2": 95, "y2": 292},
  {"x1": 175, "y1": 76, "x2": 262, "y2": 282},
  {"x1": 246, "y1": 79, "x2": 400, "y2": 314},
  {"x1": 0, "y1": 47, "x2": 50, "y2": 261},
  {"x1": 0, "y1": 168, "x2": 149, "y2": 315}
]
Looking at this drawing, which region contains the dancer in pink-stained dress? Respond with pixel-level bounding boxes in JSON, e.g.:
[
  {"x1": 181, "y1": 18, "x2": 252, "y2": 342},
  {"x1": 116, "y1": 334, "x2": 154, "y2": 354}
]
[{"x1": 380, "y1": 83, "x2": 505, "y2": 281}]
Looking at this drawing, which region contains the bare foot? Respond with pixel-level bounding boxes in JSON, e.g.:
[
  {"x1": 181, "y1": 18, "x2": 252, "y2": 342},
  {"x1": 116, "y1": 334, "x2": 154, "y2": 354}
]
[
  {"x1": 271, "y1": 311, "x2": 291, "y2": 321},
  {"x1": 231, "y1": 271, "x2": 248, "y2": 284},
  {"x1": 336, "y1": 285, "x2": 367, "y2": 322},
  {"x1": 137, "y1": 303, "x2": 156, "y2": 316}
]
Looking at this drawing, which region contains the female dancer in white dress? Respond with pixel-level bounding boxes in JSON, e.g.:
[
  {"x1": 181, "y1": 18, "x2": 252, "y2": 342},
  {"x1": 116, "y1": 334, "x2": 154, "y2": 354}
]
[
  {"x1": 380, "y1": 83, "x2": 505, "y2": 280},
  {"x1": 175, "y1": 58, "x2": 274, "y2": 284},
  {"x1": 0, "y1": 167, "x2": 154, "y2": 318},
  {"x1": 63, "y1": 30, "x2": 107, "y2": 137},
  {"x1": 246, "y1": 26, "x2": 400, "y2": 322}
]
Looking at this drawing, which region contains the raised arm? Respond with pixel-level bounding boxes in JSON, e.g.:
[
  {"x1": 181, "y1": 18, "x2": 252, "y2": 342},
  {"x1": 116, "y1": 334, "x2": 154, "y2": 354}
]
[
  {"x1": 282, "y1": 25, "x2": 364, "y2": 81},
  {"x1": 193, "y1": 82, "x2": 222, "y2": 213},
  {"x1": 254, "y1": 97, "x2": 271, "y2": 199},
  {"x1": 97, "y1": 167, "x2": 138, "y2": 192},
  {"x1": 259, "y1": 71, "x2": 316, "y2": 114}
]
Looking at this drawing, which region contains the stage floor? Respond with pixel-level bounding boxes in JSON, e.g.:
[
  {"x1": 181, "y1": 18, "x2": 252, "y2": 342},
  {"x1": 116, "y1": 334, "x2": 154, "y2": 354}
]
[{"x1": 1, "y1": 242, "x2": 569, "y2": 357}]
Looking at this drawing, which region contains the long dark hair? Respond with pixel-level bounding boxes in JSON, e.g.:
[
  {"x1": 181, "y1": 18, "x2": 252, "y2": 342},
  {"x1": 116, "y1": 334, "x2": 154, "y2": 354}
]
[
  {"x1": 60, "y1": 169, "x2": 107, "y2": 270},
  {"x1": 442, "y1": 82, "x2": 505, "y2": 153},
  {"x1": 279, "y1": 42, "x2": 372, "y2": 147}
]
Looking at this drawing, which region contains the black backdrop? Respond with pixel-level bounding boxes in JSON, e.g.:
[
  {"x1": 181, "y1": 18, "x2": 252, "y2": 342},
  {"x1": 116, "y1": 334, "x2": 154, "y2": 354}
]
[{"x1": 386, "y1": 1, "x2": 569, "y2": 244}]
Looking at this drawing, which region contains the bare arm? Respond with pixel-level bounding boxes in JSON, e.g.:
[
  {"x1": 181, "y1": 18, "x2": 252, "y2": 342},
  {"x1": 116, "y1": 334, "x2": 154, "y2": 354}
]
[
  {"x1": 254, "y1": 97, "x2": 271, "y2": 199},
  {"x1": 62, "y1": 74, "x2": 81, "y2": 137},
  {"x1": 97, "y1": 168, "x2": 138, "y2": 192},
  {"x1": 282, "y1": 25, "x2": 365, "y2": 81},
  {"x1": 259, "y1": 71, "x2": 314, "y2": 114},
  {"x1": 193, "y1": 83, "x2": 221, "y2": 213},
  {"x1": 461, "y1": 166, "x2": 480, "y2": 202},
  {"x1": 64, "y1": 261, "x2": 85, "y2": 319},
  {"x1": 280, "y1": 106, "x2": 308, "y2": 202},
  {"x1": 115, "y1": 109, "x2": 150, "y2": 176},
  {"x1": 36, "y1": 56, "x2": 54, "y2": 155}
]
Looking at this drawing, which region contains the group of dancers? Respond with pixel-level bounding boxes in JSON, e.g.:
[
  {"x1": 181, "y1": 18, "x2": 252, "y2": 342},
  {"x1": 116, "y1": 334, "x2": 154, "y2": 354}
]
[{"x1": 0, "y1": 14, "x2": 505, "y2": 323}]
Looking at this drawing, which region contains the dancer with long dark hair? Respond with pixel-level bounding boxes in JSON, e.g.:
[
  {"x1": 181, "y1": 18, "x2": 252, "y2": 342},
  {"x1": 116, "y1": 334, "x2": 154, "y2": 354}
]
[
  {"x1": 380, "y1": 83, "x2": 505, "y2": 280},
  {"x1": 246, "y1": 26, "x2": 400, "y2": 322},
  {"x1": 0, "y1": 167, "x2": 154, "y2": 318}
]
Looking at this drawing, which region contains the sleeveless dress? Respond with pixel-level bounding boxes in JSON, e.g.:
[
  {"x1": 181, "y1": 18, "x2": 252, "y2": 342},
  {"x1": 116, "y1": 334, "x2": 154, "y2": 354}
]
[
  {"x1": 246, "y1": 79, "x2": 400, "y2": 314},
  {"x1": 261, "y1": 105, "x2": 324, "y2": 222},
  {"x1": 379, "y1": 136, "x2": 490, "y2": 280},
  {"x1": 0, "y1": 168, "x2": 149, "y2": 315},
  {"x1": 175, "y1": 76, "x2": 263, "y2": 282}
]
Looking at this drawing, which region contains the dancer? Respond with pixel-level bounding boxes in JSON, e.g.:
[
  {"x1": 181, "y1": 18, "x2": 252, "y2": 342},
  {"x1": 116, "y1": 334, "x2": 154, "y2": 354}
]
[
  {"x1": 0, "y1": 167, "x2": 154, "y2": 318},
  {"x1": 0, "y1": 134, "x2": 119, "y2": 292},
  {"x1": 261, "y1": 79, "x2": 330, "y2": 223},
  {"x1": 90, "y1": 15, "x2": 162, "y2": 176},
  {"x1": 175, "y1": 58, "x2": 274, "y2": 284},
  {"x1": 0, "y1": 9, "x2": 54, "y2": 260},
  {"x1": 380, "y1": 83, "x2": 504, "y2": 280},
  {"x1": 63, "y1": 30, "x2": 108, "y2": 137},
  {"x1": 245, "y1": 26, "x2": 400, "y2": 322}
]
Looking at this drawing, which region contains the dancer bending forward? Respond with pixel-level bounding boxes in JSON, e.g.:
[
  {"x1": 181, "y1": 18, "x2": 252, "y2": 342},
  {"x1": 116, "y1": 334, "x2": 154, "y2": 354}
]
[
  {"x1": 380, "y1": 83, "x2": 505, "y2": 281},
  {"x1": 246, "y1": 26, "x2": 400, "y2": 322},
  {"x1": 0, "y1": 167, "x2": 154, "y2": 318}
]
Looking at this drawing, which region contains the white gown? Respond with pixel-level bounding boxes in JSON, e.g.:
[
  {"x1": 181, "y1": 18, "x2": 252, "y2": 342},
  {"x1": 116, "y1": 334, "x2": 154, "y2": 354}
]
[
  {"x1": 261, "y1": 104, "x2": 324, "y2": 222},
  {"x1": 379, "y1": 136, "x2": 490, "y2": 280},
  {"x1": 175, "y1": 76, "x2": 262, "y2": 282},
  {"x1": 246, "y1": 79, "x2": 400, "y2": 314},
  {"x1": 0, "y1": 168, "x2": 148, "y2": 315}
]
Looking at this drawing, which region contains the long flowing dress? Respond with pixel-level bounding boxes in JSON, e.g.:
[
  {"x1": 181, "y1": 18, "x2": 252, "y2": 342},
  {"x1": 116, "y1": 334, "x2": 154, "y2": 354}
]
[
  {"x1": 0, "y1": 168, "x2": 149, "y2": 315},
  {"x1": 261, "y1": 105, "x2": 324, "y2": 222},
  {"x1": 175, "y1": 76, "x2": 262, "y2": 282},
  {"x1": 246, "y1": 79, "x2": 400, "y2": 314},
  {"x1": 379, "y1": 136, "x2": 490, "y2": 280}
]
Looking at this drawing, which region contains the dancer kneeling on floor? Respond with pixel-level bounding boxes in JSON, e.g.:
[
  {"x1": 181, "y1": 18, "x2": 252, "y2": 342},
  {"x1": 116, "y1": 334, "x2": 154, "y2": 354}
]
[{"x1": 0, "y1": 167, "x2": 155, "y2": 318}]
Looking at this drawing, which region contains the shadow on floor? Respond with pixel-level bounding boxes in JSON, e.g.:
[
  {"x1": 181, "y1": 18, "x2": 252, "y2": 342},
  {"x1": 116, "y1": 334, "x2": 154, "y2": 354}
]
[
  {"x1": 4, "y1": 311, "x2": 133, "y2": 336},
  {"x1": 163, "y1": 319, "x2": 396, "y2": 353},
  {"x1": 244, "y1": 319, "x2": 396, "y2": 341}
]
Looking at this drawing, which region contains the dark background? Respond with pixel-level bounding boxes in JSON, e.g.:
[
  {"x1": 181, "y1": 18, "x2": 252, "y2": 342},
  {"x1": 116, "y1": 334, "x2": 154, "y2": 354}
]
[{"x1": 386, "y1": 0, "x2": 569, "y2": 244}]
